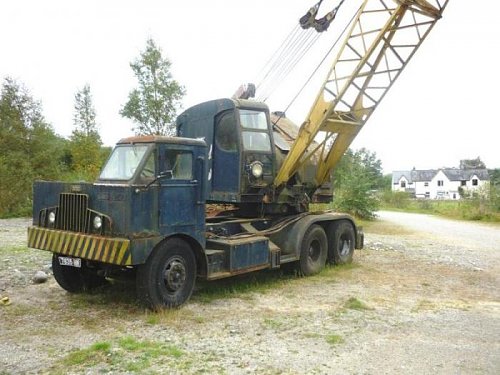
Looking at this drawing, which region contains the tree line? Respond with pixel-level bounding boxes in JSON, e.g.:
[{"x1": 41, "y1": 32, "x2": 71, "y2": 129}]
[{"x1": 0, "y1": 38, "x2": 385, "y2": 218}]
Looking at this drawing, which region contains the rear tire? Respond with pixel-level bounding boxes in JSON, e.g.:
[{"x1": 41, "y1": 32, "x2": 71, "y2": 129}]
[
  {"x1": 299, "y1": 224, "x2": 327, "y2": 276},
  {"x1": 327, "y1": 220, "x2": 355, "y2": 265},
  {"x1": 136, "y1": 238, "x2": 196, "y2": 309},
  {"x1": 52, "y1": 253, "x2": 107, "y2": 293}
]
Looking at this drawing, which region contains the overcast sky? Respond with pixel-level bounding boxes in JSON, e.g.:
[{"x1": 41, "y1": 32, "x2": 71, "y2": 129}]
[{"x1": 1, "y1": 0, "x2": 498, "y2": 173}]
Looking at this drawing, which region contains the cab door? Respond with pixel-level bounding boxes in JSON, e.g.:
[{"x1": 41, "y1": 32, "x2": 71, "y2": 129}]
[
  {"x1": 212, "y1": 110, "x2": 240, "y2": 201},
  {"x1": 157, "y1": 145, "x2": 204, "y2": 239}
]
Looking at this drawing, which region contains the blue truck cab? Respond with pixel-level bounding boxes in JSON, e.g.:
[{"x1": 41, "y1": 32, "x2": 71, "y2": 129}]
[{"x1": 28, "y1": 99, "x2": 363, "y2": 309}]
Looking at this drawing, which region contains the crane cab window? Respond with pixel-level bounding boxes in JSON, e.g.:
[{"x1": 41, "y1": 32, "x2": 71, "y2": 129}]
[
  {"x1": 239, "y1": 109, "x2": 271, "y2": 152},
  {"x1": 240, "y1": 110, "x2": 268, "y2": 130}
]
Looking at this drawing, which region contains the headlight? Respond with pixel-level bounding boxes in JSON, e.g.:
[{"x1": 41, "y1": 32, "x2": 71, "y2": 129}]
[
  {"x1": 93, "y1": 215, "x2": 102, "y2": 230},
  {"x1": 250, "y1": 162, "x2": 264, "y2": 178},
  {"x1": 48, "y1": 211, "x2": 56, "y2": 224}
]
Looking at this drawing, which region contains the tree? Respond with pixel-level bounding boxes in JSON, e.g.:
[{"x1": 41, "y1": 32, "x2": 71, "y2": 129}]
[
  {"x1": 0, "y1": 77, "x2": 66, "y2": 217},
  {"x1": 70, "y1": 84, "x2": 103, "y2": 179},
  {"x1": 120, "y1": 38, "x2": 185, "y2": 136},
  {"x1": 331, "y1": 148, "x2": 383, "y2": 219},
  {"x1": 73, "y1": 84, "x2": 98, "y2": 137}
]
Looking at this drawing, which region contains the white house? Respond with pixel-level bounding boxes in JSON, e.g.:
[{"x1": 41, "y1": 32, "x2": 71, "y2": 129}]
[{"x1": 392, "y1": 168, "x2": 490, "y2": 200}]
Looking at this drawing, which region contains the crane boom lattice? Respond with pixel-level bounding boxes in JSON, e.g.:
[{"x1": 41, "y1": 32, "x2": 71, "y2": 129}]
[{"x1": 274, "y1": 0, "x2": 449, "y2": 188}]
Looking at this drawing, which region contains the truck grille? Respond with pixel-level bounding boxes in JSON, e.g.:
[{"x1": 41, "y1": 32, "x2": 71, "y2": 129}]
[{"x1": 56, "y1": 193, "x2": 89, "y2": 232}]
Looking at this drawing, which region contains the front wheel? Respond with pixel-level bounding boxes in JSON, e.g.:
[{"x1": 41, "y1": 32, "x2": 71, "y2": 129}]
[
  {"x1": 136, "y1": 238, "x2": 196, "y2": 309},
  {"x1": 299, "y1": 224, "x2": 328, "y2": 276},
  {"x1": 52, "y1": 254, "x2": 107, "y2": 293}
]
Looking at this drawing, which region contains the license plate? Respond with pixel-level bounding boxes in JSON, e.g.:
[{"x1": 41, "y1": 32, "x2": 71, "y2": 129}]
[{"x1": 58, "y1": 256, "x2": 82, "y2": 268}]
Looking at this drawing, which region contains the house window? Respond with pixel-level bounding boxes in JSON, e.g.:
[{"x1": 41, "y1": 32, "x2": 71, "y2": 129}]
[
  {"x1": 472, "y1": 179, "x2": 478, "y2": 186},
  {"x1": 425, "y1": 192, "x2": 430, "y2": 198},
  {"x1": 424, "y1": 182, "x2": 429, "y2": 187},
  {"x1": 401, "y1": 181, "x2": 406, "y2": 188},
  {"x1": 461, "y1": 180, "x2": 467, "y2": 186},
  {"x1": 437, "y1": 180, "x2": 444, "y2": 187}
]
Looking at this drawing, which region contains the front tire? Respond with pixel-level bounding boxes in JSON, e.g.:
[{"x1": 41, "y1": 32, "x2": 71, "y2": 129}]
[
  {"x1": 52, "y1": 254, "x2": 107, "y2": 293},
  {"x1": 327, "y1": 220, "x2": 355, "y2": 265},
  {"x1": 136, "y1": 238, "x2": 196, "y2": 309},
  {"x1": 299, "y1": 224, "x2": 327, "y2": 276}
]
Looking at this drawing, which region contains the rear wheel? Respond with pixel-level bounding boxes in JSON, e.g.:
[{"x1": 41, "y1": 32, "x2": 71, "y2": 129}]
[
  {"x1": 52, "y1": 254, "x2": 107, "y2": 293},
  {"x1": 299, "y1": 224, "x2": 327, "y2": 276},
  {"x1": 136, "y1": 238, "x2": 196, "y2": 309},
  {"x1": 327, "y1": 220, "x2": 355, "y2": 265}
]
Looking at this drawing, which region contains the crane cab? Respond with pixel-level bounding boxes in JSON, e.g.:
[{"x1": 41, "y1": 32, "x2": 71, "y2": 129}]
[{"x1": 176, "y1": 99, "x2": 276, "y2": 209}]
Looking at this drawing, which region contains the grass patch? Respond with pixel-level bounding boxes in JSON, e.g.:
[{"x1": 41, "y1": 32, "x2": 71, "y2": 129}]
[
  {"x1": 52, "y1": 336, "x2": 186, "y2": 373},
  {"x1": 63, "y1": 341, "x2": 112, "y2": 367},
  {"x1": 358, "y1": 218, "x2": 414, "y2": 236},
  {"x1": 262, "y1": 317, "x2": 286, "y2": 330},
  {"x1": 192, "y1": 269, "x2": 294, "y2": 304},
  {"x1": 326, "y1": 334, "x2": 344, "y2": 345},
  {"x1": 381, "y1": 197, "x2": 500, "y2": 223},
  {"x1": 344, "y1": 297, "x2": 371, "y2": 311},
  {"x1": 143, "y1": 309, "x2": 206, "y2": 328}
]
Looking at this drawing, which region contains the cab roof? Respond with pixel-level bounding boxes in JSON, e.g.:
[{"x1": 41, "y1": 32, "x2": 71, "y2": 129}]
[{"x1": 117, "y1": 135, "x2": 206, "y2": 147}]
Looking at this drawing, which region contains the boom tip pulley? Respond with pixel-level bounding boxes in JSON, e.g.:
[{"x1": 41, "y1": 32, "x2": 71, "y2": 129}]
[{"x1": 300, "y1": 0, "x2": 345, "y2": 33}]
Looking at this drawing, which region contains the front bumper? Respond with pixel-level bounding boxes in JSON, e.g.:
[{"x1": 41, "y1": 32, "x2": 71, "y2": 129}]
[{"x1": 27, "y1": 226, "x2": 132, "y2": 266}]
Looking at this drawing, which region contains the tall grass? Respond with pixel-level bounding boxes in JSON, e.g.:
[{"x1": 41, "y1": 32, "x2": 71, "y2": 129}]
[{"x1": 380, "y1": 191, "x2": 500, "y2": 222}]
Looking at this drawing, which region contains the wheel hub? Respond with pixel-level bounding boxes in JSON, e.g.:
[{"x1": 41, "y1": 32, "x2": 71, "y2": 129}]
[
  {"x1": 339, "y1": 236, "x2": 351, "y2": 256},
  {"x1": 163, "y1": 258, "x2": 186, "y2": 292}
]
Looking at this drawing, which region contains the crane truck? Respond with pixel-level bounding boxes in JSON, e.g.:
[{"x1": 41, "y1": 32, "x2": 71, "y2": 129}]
[{"x1": 27, "y1": 0, "x2": 449, "y2": 308}]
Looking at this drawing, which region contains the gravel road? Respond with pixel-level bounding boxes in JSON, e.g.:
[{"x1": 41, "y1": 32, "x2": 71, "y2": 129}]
[{"x1": 0, "y1": 212, "x2": 499, "y2": 374}]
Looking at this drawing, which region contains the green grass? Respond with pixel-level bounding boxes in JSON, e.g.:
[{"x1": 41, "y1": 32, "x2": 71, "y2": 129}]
[
  {"x1": 325, "y1": 334, "x2": 344, "y2": 345},
  {"x1": 52, "y1": 336, "x2": 186, "y2": 373},
  {"x1": 63, "y1": 341, "x2": 112, "y2": 367},
  {"x1": 192, "y1": 269, "x2": 294, "y2": 304},
  {"x1": 344, "y1": 297, "x2": 371, "y2": 311},
  {"x1": 381, "y1": 194, "x2": 500, "y2": 223}
]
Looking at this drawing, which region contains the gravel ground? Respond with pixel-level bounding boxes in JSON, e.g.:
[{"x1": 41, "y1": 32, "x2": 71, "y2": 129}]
[{"x1": 0, "y1": 212, "x2": 499, "y2": 374}]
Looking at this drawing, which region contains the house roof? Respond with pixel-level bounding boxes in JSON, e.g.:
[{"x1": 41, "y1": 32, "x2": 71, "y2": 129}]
[
  {"x1": 442, "y1": 168, "x2": 489, "y2": 181},
  {"x1": 392, "y1": 169, "x2": 437, "y2": 184},
  {"x1": 393, "y1": 168, "x2": 490, "y2": 183}
]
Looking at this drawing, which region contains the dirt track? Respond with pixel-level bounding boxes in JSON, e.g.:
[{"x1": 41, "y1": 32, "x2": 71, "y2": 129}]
[{"x1": 0, "y1": 212, "x2": 499, "y2": 374}]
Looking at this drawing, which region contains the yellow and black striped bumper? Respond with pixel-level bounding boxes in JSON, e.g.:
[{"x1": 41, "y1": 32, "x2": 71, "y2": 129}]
[{"x1": 27, "y1": 226, "x2": 132, "y2": 266}]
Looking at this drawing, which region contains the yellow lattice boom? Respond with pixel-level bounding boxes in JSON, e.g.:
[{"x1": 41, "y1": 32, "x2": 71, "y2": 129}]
[{"x1": 274, "y1": 0, "x2": 449, "y2": 188}]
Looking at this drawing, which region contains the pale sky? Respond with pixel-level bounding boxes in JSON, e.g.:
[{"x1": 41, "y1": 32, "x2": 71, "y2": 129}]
[{"x1": 1, "y1": 0, "x2": 498, "y2": 173}]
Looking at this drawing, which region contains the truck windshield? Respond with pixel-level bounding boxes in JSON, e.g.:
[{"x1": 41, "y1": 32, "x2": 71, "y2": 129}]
[{"x1": 99, "y1": 144, "x2": 149, "y2": 180}]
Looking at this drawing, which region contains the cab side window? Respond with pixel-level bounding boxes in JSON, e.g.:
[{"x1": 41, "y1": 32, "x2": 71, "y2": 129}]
[
  {"x1": 215, "y1": 111, "x2": 238, "y2": 152},
  {"x1": 163, "y1": 150, "x2": 193, "y2": 180}
]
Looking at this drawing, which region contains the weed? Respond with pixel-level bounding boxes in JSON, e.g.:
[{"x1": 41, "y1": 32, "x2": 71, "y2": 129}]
[
  {"x1": 262, "y1": 318, "x2": 285, "y2": 330},
  {"x1": 52, "y1": 336, "x2": 186, "y2": 373},
  {"x1": 63, "y1": 341, "x2": 111, "y2": 367},
  {"x1": 344, "y1": 297, "x2": 371, "y2": 311},
  {"x1": 193, "y1": 270, "x2": 293, "y2": 304},
  {"x1": 326, "y1": 334, "x2": 344, "y2": 345}
]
